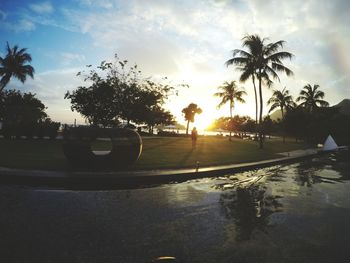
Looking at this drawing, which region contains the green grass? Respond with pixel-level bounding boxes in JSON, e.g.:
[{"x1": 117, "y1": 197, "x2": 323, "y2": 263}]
[{"x1": 0, "y1": 136, "x2": 309, "y2": 171}]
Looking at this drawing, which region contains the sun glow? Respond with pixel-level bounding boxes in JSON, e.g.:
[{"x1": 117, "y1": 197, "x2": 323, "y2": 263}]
[
  {"x1": 194, "y1": 112, "x2": 216, "y2": 131},
  {"x1": 183, "y1": 101, "x2": 255, "y2": 132}
]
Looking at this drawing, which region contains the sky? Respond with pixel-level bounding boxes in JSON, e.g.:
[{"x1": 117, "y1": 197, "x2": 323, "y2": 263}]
[{"x1": 0, "y1": 0, "x2": 350, "y2": 129}]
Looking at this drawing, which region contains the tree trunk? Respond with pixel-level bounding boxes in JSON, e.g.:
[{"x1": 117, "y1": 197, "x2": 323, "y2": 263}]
[
  {"x1": 258, "y1": 71, "x2": 263, "y2": 149},
  {"x1": 252, "y1": 75, "x2": 258, "y2": 136},
  {"x1": 186, "y1": 120, "x2": 190, "y2": 135},
  {"x1": 229, "y1": 101, "x2": 233, "y2": 141},
  {"x1": 281, "y1": 107, "x2": 285, "y2": 143},
  {"x1": 0, "y1": 74, "x2": 11, "y2": 92}
]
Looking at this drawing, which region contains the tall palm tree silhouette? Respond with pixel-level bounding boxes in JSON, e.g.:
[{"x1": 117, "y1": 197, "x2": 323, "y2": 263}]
[
  {"x1": 182, "y1": 103, "x2": 202, "y2": 135},
  {"x1": 296, "y1": 84, "x2": 329, "y2": 112},
  {"x1": 0, "y1": 42, "x2": 34, "y2": 91},
  {"x1": 226, "y1": 37, "x2": 260, "y2": 131},
  {"x1": 214, "y1": 81, "x2": 246, "y2": 141},
  {"x1": 226, "y1": 35, "x2": 293, "y2": 148}
]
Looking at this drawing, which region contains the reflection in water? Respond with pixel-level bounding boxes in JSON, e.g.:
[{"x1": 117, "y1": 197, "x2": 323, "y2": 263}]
[
  {"x1": 215, "y1": 151, "x2": 350, "y2": 242},
  {"x1": 219, "y1": 183, "x2": 282, "y2": 241},
  {"x1": 295, "y1": 161, "x2": 324, "y2": 187},
  {"x1": 295, "y1": 151, "x2": 350, "y2": 187}
]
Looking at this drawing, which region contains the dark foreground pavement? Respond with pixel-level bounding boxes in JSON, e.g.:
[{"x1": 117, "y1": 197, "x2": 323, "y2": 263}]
[{"x1": 1, "y1": 150, "x2": 350, "y2": 263}]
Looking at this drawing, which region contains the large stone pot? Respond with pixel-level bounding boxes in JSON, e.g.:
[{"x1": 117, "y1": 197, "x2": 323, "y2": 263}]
[{"x1": 62, "y1": 127, "x2": 142, "y2": 168}]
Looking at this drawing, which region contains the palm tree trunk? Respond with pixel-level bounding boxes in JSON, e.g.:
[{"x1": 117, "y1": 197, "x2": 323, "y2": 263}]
[
  {"x1": 0, "y1": 75, "x2": 11, "y2": 92},
  {"x1": 258, "y1": 71, "x2": 263, "y2": 149},
  {"x1": 229, "y1": 101, "x2": 233, "y2": 141},
  {"x1": 281, "y1": 107, "x2": 285, "y2": 143},
  {"x1": 252, "y1": 75, "x2": 258, "y2": 136},
  {"x1": 186, "y1": 120, "x2": 190, "y2": 135}
]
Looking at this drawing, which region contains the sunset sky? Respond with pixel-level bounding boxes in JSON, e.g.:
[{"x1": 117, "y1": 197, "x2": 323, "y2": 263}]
[{"x1": 1, "y1": 0, "x2": 349, "y2": 129}]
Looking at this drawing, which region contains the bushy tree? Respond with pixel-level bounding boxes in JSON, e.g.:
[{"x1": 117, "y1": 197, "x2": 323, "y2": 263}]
[
  {"x1": 281, "y1": 106, "x2": 350, "y2": 144},
  {"x1": 0, "y1": 90, "x2": 47, "y2": 124},
  {"x1": 65, "y1": 55, "x2": 180, "y2": 128},
  {"x1": 208, "y1": 115, "x2": 256, "y2": 138},
  {"x1": 65, "y1": 80, "x2": 119, "y2": 127},
  {"x1": 0, "y1": 90, "x2": 59, "y2": 139}
]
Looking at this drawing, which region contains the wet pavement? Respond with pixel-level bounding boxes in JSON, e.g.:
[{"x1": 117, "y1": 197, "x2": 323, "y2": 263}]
[{"x1": 1, "y1": 151, "x2": 350, "y2": 262}]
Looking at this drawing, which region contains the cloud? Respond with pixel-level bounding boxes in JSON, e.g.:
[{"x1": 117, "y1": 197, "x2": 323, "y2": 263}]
[
  {"x1": 13, "y1": 19, "x2": 36, "y2": 32},
  {"x1": 50, "y1": 0, "x2": 350, "y2": 120},
  {"x1": 60, "y1": 52, "x2": 86, "y2": 66},
  {"x1": 77, "y1": 0, "x2": 114, "y2": 9},
  {"x1": 3, "y1": 0, "x2": 350, "y2": 123},
  {"x1": 0, "y1": 10, "x2": 7, "y2": 21},
  {"x1": 29, "y1": 1, "x2": 53, "y2": 14}
]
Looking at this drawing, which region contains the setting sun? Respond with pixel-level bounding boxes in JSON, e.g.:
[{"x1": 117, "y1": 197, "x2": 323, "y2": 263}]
[{"x1": 194, "y1": 113, "x2": 215, "y2": 130}]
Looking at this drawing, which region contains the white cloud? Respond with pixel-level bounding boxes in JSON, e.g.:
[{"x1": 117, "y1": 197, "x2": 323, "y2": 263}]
[
  {"x1": 14, "y1": 19, "x2": 36, "y2": 32},
  {"x1": 52, "y1": 0, "x2": 350, "y2": 121},
  {"x1": 60, "y1": 52, "x2": 86, "y2": 66},
  {"x1": 29, "y1": 1, "x2": 53, "y2": 14},
  {"x1": 77, "y1": 0, "x2": 114, "y2": 9}
]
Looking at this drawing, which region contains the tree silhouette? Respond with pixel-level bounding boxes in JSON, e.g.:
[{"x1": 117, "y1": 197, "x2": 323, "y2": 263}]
[
  {"x1": 227, "y1": 35, "x2": 293, "y2": 148},
  {"x1": 267, "y1": 87, "x2": 295, "y2": 119},
  {"x1": 296, "y1": 84, "x2": 329, "y2": 112},
  {"x1": 214, "y1": 81, "x2": 246, "y2": 140},
  {"x1": 182, "y1": 103, "x2": 202, "y2": 135},
  {"x1": 66, "y1": 56, "x2": 177, "y2": 128},
  {"x1": 0, "y1": 90, "x2": 57, "y2": 139},
  {"x1": 226, "y1": 40, "x2": 259, "y2": 132},
  {"x1": 267, "y1": 87, "x2": 295, "y2": 143},
  {"x1": 0, "y1": 42, "x2": 34, "y2": 91}
]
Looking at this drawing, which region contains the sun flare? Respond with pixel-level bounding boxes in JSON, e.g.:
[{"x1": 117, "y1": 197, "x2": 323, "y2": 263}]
[{"x1": 193, "y1": 111, "x2": 217, "y2": 131}]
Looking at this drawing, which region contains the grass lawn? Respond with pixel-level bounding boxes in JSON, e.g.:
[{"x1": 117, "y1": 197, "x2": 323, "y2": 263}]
[{"x1": 0, "y1": 136, "x2": 309, "y2": 171}]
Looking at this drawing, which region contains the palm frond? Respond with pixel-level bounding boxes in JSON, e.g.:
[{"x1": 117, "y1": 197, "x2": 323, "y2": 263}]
[
  {"x1": 314, "y1": 90, "x2": 325, "y2": 99},
  {"x1": 268, "y1": 102, "x2": 280, "y2": 113},
  {"x1": 316, "y1": 99, "x2": 329, "y2": 107},
  {"x1": 231, "y1": 49, "x2": 252, "y2": 58},
  {"x1": 271, "y1": 62, "x2": 294, "y2": 76},
  {"x1": 225, "y1": 57, "x2": 249, "y2": 67},
  {"x1": 267, "y1": 51, "x2": 293, "y2": 62},
  {"x1": 264, "y1": 66, "x2": 280, "y2": 81}
]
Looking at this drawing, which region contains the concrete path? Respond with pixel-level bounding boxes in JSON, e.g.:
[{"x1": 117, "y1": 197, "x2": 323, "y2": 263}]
[{"x1": 0, "y1": 148, "x2": 322, "y2": 188}]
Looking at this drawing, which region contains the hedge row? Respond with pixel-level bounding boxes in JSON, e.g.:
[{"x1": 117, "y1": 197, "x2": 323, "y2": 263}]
[{"x1": 1, "y1": 121, "x2": 61, "y2": 139}]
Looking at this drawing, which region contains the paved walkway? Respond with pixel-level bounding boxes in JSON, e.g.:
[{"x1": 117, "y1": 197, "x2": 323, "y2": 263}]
[{"x1": 0, "y1": 148, "x2": 321, "y2": 188}]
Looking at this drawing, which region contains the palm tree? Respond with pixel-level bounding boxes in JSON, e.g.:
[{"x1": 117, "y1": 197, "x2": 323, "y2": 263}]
[
  {"x1": 296, "y1": 84, "x2": 329, "y2": 112},
  {"x1": 226, "y1": 35, "x2": 293, "y2": 148},
  {"x1": 226, "y1": 38, "x2": 260, "y2": 131},
  {"x1": 267, "y1": 87, "x2": 295, "y2": 119},
  {"x1": 0, "y1": 42, "x2": 34, "y2": 91},
  {"x1": 214, "y1": 81, "x2": 246, "y2": 140},
  {"x1": 182, "y1": 103, "x2": 202, "y2": 135},
  {"x1": 267, "y1": 87, "x2": 295, "y2": 143}
]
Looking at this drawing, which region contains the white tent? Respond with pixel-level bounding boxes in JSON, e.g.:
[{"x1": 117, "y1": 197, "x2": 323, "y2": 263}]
[{"x1": 323, "y1": 135, "x2": 338, "y2": 151}]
